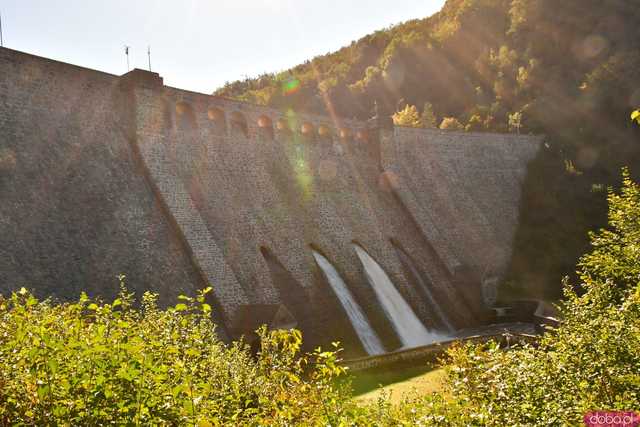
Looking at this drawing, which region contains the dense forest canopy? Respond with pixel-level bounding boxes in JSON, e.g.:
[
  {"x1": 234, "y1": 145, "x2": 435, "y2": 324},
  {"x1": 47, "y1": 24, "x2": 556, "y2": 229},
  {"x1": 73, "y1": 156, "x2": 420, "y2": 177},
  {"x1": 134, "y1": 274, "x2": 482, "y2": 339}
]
[{"x1": 215, "y1": 0, "x2": 640, "y2": 298}]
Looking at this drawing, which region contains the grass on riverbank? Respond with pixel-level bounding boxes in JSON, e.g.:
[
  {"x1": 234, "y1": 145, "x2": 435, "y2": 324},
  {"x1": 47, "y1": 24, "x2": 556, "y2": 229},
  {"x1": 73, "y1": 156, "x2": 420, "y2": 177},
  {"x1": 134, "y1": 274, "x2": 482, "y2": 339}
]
[{"x1": 351, "y1": 366, "x2": 447, "y2": 404}]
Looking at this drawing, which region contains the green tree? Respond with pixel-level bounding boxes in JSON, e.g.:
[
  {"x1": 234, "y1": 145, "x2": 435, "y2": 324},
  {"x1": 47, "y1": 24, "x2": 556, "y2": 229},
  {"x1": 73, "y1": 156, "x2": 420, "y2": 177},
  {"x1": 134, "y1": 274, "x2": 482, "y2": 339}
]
[
  {"x1": 508, "y1": 111, "x2": 523, "y2": 134},
  {"x1": 443, "y1": 170, "x2": 640, "y2": 425},
  {"x1": 420, "y1": 102, "x2": 437, "y2": 128},
  {"x1": 439, "y1": 117, "x2": 464, "y2": 131},
  {"x1": 0, "y1": 283, "x2": 349, "y2": 425},
  {"x1": 393, "y1": 104, "x2": 422, "y2": 127},
  {"x1": 483, "y1": 114, "x2": 496, "y2": 130},
  {"x1": 466, "y1": 114, "x2": 483, "y2": 132},
  {"x1": 578, "y1": 169, "x2": 640, "y2": 300}
]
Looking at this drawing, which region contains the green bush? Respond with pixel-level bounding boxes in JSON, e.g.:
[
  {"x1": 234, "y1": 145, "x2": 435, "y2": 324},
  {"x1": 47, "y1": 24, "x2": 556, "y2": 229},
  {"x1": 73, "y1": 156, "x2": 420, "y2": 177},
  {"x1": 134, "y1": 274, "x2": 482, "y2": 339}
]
[
  {"x1": 347, "y1": 169, "x2": 640, "y2": 426},
  {"x1": 0, "y1": 280, "x2": 350, "y2": 425},
  {"x1": 439, "y1": 170, "x2": 640, "y2": 425}
]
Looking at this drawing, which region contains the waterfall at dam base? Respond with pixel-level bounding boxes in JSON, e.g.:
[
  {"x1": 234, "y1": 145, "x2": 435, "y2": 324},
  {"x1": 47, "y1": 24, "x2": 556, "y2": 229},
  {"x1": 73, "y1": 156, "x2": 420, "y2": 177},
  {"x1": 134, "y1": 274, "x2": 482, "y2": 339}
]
[
  {"x1": 354, "y1": 245, "x2": 449, "y2": 349},
  {"x1": 312, "y1": 251, "x2": 385, "y2": 355}
]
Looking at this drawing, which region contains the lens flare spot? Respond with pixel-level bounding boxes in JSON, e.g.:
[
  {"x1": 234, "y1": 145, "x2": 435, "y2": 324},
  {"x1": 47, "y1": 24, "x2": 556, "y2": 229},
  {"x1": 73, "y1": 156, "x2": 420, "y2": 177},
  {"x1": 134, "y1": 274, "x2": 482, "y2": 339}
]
[
  {"x1": 282, "y1": 78, "x2": 301, "y2": 96},
  {"x1": 295, "y1": 165, "x2": 313, "y2": 198},
  {"x1": 285, "y1": 109, "x2": 299, "y2": 132},
  {"x1": 290, "y1": 145, "x2": 313, "y2": 199},
  {"x1": 580, "y1": 34, "x2": 608, "y2": 59}
]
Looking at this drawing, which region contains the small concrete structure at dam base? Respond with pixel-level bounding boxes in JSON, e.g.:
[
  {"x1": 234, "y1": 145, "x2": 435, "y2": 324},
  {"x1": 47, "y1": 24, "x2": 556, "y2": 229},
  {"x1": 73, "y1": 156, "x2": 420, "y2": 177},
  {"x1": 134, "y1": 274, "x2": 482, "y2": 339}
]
[
  {"x1": 343, "y1": 322, "x2": 540, "y2": 372},
  {"x1": 0, "y1": 47, "x2": 542, "y2": 357}
]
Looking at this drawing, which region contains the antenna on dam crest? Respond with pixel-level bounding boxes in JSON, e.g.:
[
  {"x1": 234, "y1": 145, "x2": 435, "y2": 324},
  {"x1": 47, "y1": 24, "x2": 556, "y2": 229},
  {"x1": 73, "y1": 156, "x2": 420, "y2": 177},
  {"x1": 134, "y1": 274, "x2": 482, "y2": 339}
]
[
  {"x1": 147, "y1": 45, "x2": 152, "y2": 71},
  {"x1": 0, "y1": 11, "x2": 4, "y2": 47},
  {"x1": 124, "y1": 45, "x2": 130, "y2": 71}
]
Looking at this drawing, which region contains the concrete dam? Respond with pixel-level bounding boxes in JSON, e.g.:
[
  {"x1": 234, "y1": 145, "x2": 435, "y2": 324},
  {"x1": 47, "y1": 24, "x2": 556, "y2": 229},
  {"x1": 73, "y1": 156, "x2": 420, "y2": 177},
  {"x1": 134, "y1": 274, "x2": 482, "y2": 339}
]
[{"x1": 0, "y1": 47, "x2": 541, "y2": 356}]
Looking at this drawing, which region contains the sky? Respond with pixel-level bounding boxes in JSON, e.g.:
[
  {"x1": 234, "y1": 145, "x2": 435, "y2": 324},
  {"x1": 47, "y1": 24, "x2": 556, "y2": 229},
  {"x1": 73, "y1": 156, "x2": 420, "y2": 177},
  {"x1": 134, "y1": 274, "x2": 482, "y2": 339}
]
[{"x1": 0, "y1": 0, "x2": 445, "y2": 94}]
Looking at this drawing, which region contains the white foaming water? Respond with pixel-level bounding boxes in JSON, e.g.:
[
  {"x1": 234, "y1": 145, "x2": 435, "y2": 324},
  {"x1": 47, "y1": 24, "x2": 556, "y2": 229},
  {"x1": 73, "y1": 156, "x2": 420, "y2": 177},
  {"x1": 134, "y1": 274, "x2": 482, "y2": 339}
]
[
  {"x1": 312, "y1": 251, "x2": 385, "y2": 355},
  {"x1": 354, "y1": 244, "x2": 449, "y2": 348}
]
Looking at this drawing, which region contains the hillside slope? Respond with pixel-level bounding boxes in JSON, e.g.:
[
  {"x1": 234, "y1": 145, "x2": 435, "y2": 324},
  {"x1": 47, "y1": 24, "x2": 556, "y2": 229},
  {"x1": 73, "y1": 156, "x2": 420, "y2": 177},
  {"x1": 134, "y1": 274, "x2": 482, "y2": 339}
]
[{"x1": 215, "y1": 0, "x2": 640, "y2": 297}]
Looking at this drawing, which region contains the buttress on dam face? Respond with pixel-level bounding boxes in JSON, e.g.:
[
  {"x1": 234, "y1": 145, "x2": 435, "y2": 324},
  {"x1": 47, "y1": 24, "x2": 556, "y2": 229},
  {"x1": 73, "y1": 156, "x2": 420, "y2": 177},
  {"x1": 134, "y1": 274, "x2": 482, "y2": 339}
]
[{"x1": 0, "y1": 47, "x2": 541, "y2": 356}]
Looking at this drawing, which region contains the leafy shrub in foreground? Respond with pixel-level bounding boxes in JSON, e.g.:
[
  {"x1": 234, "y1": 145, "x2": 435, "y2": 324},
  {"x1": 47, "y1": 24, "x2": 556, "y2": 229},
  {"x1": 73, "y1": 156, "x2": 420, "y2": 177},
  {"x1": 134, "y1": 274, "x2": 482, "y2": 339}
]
[
  {"x1": 439, "y1": 170, "x2": 640, "y2": 426},
  {"x1": 342, "y1": 169, "x2": 640, "y2": 426},
  {"x1": 0, "y1": 281, "x2": 350, "y2": 425}
]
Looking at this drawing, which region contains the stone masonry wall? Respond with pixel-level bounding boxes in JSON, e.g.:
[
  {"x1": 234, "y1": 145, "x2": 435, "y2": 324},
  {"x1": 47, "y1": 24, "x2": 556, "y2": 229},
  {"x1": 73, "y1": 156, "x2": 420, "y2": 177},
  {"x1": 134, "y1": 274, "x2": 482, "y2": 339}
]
[
  {"x1": 384, "y1": 127, "x2": 541, "y2": 281},
  {"x1": 0, "y1": 48, "x2": 205, "y2": 308},
  {"x1": 0, "y1": 47, "x2": 541, "y2": 353},
  {"x1": 125, "y1": 74, "x2": 540, "y2": 349}
]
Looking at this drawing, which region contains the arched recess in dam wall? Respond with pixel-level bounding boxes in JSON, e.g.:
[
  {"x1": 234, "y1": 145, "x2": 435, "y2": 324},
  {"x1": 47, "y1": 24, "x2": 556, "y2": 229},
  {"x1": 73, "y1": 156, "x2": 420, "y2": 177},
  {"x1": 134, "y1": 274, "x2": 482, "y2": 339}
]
[{"x1": 0, "y1": 47, "x2": 541, "y2": 354}]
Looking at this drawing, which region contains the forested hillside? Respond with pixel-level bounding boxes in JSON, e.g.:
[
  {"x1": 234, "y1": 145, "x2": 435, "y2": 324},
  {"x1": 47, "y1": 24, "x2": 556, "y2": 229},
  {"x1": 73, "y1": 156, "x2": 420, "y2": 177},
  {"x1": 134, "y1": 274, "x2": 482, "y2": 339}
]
[{"x1": 215, "y1": 0, "x2": 640, "y2": 298}]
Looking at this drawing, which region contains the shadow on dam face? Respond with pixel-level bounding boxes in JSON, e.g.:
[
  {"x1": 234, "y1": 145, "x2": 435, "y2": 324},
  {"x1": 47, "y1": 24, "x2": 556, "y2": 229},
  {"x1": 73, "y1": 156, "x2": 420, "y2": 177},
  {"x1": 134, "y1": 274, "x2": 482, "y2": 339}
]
[
  {"x1": 258, "y1": 246, "x2": 316, "y2": 349},
  {"x1": 389, "y1": 238, "x2": 456, "y2": 334}
]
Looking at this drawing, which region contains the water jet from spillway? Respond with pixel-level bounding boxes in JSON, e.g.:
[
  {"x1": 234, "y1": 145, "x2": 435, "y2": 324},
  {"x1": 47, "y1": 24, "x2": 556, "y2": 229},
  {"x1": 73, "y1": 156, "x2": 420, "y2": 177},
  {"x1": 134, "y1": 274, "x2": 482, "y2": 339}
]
[
  {"x1": 312, "y1": 250, "x2": 385, "y2": 356},
  {"x1": 353, "y1": 244, "x2": 449, "y2": 349}
]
